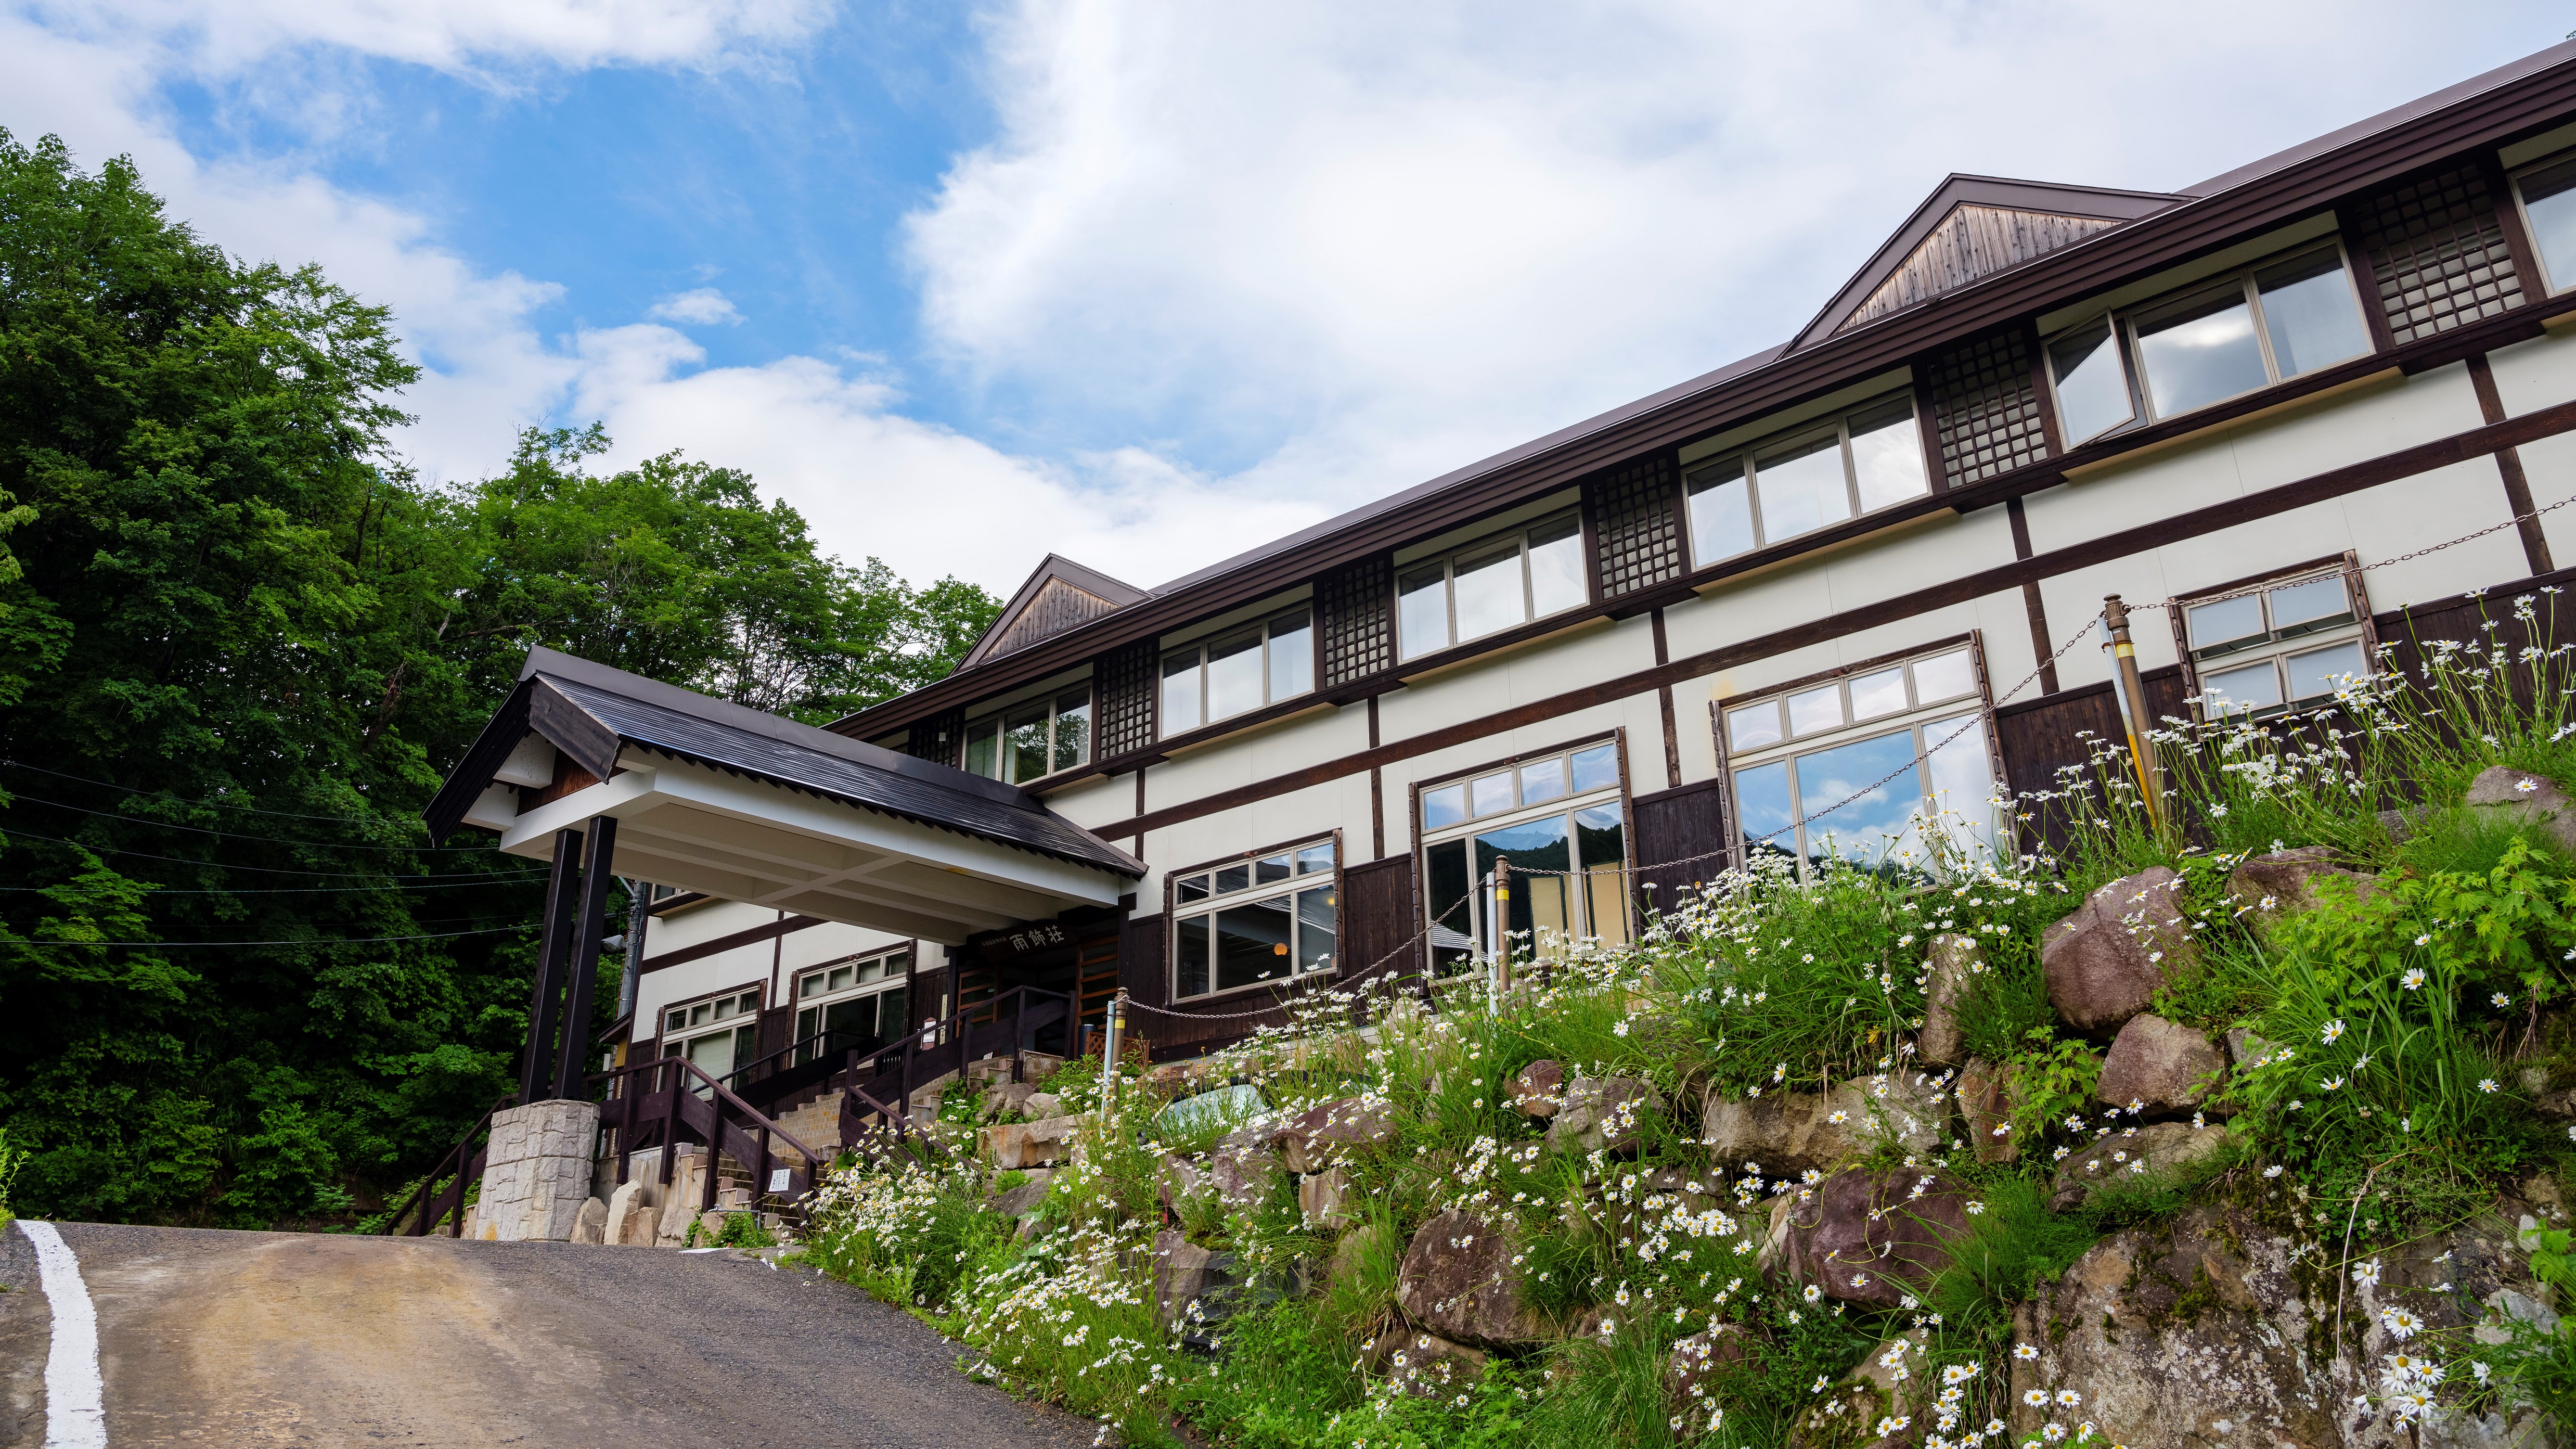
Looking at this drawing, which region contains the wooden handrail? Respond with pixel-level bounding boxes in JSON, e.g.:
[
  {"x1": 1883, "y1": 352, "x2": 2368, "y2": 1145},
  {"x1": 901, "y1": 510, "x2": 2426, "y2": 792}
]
[
  {"x1": 382, "y1": 1091, "x2": 518, "y2": 1237},
  {"x1": 594, "y1": 1056, "x2": 826, "y2": 1169}
]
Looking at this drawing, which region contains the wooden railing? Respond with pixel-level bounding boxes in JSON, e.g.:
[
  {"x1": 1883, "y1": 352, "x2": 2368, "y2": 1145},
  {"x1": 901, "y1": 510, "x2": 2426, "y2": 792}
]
[
  {"x1": 596, "y1": 1054, "x2": 827, "y2": 1217},
  {"x1": 382, "y1": 1091, "x2": 518, "y2": 1237}
]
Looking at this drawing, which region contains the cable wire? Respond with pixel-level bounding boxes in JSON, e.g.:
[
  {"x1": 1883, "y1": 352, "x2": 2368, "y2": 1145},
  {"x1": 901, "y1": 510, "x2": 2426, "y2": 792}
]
[
  {"x1": 5, "y1": 922, "x2": 538, "y2": 948},
  {"x1": 2, "y1": 792, "x2": 486, "y2": 852},
  {"x1": 0, "y1": 758, "x2": 422, "y2": 827},
  {"x1": 0, "y1": 828, "x2": 539, "y2": 881}
]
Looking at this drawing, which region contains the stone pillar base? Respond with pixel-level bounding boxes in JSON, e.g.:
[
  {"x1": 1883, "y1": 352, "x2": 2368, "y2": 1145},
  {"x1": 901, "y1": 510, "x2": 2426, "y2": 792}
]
[{"x1": 478, "y1": 1099, "x2": 601, "y2": 1242}]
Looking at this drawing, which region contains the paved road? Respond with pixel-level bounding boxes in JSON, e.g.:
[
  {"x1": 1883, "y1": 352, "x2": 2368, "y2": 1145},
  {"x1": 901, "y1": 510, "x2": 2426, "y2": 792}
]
[{"x1": 1, "y1": 1222, "x2": 1099, "y2": 1449}]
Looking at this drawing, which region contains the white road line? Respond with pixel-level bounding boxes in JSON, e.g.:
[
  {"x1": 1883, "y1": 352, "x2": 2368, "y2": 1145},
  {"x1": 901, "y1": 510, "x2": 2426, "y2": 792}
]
[{"x1": 18, "y1": 1220, "x2": 108, "y2": 1448}]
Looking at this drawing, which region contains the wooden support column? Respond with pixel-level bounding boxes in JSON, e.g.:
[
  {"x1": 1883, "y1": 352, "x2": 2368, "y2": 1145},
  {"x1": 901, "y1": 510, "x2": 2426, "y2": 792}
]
[
  {"x1": 2466, "y1": 353, "x2": 2555, "y2": 576},
  {"x1": 521, "y1": 827, "x2": 584, "y2": 1102},
  {"x1": 553, "y1": 815, "x2": 620, "y2": 1101}
]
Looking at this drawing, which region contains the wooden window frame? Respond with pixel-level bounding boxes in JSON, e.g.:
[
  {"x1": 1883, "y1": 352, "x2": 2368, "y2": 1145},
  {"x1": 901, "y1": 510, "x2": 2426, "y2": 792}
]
[
  {"x1": 1408, "y1": 728, "x2": 1635, "y2": 965},
  {"x1": 962, "y1": 685, "x2": 1094, "y2": 785},
  {"x1": 1158, "y1": 608, "x2": 1316, "y2": 739},
  {"x1": 1163, "y1": 830, "x2": 1344, "y2": 1005},
  {"x1": 1680, "y1": 390, "x2": 1935, "y2": 570},
  {"x1": 651, "y1": 979, "x2": 768, "y2": 1071},
  {"x1": 1394, "y1": 509, "x2": 1591, "y2": 662},
  {"x1": 2167, "y1": 553, "x2": 2376, "y2": 722},
  {"x1": 2507, "y1": 149, "x2": 2576, "y2": 297}
]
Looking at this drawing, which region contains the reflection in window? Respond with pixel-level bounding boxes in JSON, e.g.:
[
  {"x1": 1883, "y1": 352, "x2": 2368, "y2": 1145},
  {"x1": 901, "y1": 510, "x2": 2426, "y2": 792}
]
[
  {"x1": 1418, "y1": 740, "x2": 1628, "y2": 971},
  {"x1": 2180, "y1": 568, "x2": 2371, "y2": 719},
  {"x1": 1160, "y1": 610, "x2": 1313, "y2": 737},
  {"x1": 2054, "y1": 243, "x2": 2368, "y2": 432},
  {"x1": 1397, "y1": 514, "x2": 1589, "y2": 659},
  {"x1": 2518, "y1": 155, "x2": 2576, "y2": 294},
  {"x1": 1683, "y1": 393, "x2": 1932, "y2": 568},
  {"x1": 1169, "y1": 837, "x2": 1337, "y2": 1001},
  {"x1": 2046, "y1": 317, "x2": 2135, "y2": 445},
  {"x1": 963, "y1": 688, "x2": 1092, "y2": 783}
]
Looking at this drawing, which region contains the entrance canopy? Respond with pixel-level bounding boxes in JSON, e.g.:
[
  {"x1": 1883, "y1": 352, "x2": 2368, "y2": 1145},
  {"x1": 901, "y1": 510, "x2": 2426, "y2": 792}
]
[{"x1": 426, "y1": 648, "x2": 1141, "y2": 944}]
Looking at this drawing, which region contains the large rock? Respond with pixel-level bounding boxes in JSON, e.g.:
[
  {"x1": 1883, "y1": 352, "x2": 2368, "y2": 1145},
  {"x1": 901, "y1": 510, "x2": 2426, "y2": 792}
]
[
  {"x1": 2095, "y1": 1013, "x2": 2224, "y2": 1117},
  {"x1": 1665, "y1": 1324, "x2": 1755, "y2": 1408},
  {"x1": 2041, "y1": 866, "x2": 2195, "y2": 1034},
  {"x1": 988, "y1": 1173, "x2": 1055, "y2": 1221},
  {"x1": 2228, "y1": 845, "x2": 2375, "y2": 934},
  {"x1": 977, "y1": 1080, "x2": 1040, "y2": 1122},
  {"x1": 1266, "y1": 1097, "x2": 1395, "y2": 1173},
  {"x1": 2466, "y1": 765, "x2": 2576, "y2": 853},
  {"x1": 1297, "y1": 1166, "x2": 1353, "y2": 1229},
  {"x1": 1548, "y1": 1076, "x2": 1662, "y2": 1157},
  {"x1": 1775, "y1": 1168, "x2": 1976, "y2": 1308},
  {"x1": 1511, "y1": 1059, "x2": 1567, "y2": 1118},
  {"x1": 981, "y1": 1114, "x2": 1081, "y2": 1170},
  {"x1": 1793, "y1": 1332, "x2": 1930, "y2": 1449},
  {"x1": 1915, "y1": 934, "x2": 1983, "y2": 1066},
  {"x1": 1955, "y1": 1058, "x2": 2019, "y2": 1165},
  {"x1": 1206, "y1": 1148, "x2": 1280, "y2": 1213},
  {"x1": 2047, "y1": 1120, "x2": 2228, "y2": 1211},
  {"x1": 1150, "y1": 1228, "x2": 1246, "y2": 1332},
  {"x1": 571, "y1": 1195, "x2": 608, "y2": 1245},
  {"x1": 1363, "y1": 1328, "x2": 1489, "y2": 1398},
  {"x1": 1701, "y1": 1071, "x2": 1947, "y2": 1179},
  {"x1": 1395, "y1": 1209, "x2": 1545, "y2": 1347},
  {"x1": 601, "y1": 1179, "x2": 648, "y2": 1246},
  {"x1": 1330, "y1": 1220, "x2": 1392, "y2": 1296}
]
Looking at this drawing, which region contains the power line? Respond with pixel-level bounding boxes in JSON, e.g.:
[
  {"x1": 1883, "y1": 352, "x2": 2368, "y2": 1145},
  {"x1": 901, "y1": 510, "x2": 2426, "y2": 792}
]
[
  {"x1": 0, "y1": 880, "x2": 505, "y2": 894},
  {"x1": 0, "y1": 759, "x2": 434, "y2": 827},
  {"x1": 4, "y1": 923, "x2": 539, "y2": 948},
  {"x1": 1, "y1": 792, "x2": 490, "y2": 852},
  {"x1": 0, "y1": 828, "x2": 540, "y2": 881}
]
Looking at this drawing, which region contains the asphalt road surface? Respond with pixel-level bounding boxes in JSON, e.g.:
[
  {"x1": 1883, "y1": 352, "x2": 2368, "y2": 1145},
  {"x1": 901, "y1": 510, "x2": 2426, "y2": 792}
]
[{"x1": 0, "y1": 1222, "x2": 1101, "y2": 1449}]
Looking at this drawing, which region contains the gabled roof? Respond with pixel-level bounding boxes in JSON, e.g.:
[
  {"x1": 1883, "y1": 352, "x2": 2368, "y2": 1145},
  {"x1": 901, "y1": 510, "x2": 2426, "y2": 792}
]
[
  {"x1": 960, "y1": 554, "x2": 1151, "y2": 670},
  {"x1": 426, "y1": 647, "x2": 1142, "y2": 878},
  {"x1": 1784, "y1": 175, "x2": 2188, "y2": 353}
]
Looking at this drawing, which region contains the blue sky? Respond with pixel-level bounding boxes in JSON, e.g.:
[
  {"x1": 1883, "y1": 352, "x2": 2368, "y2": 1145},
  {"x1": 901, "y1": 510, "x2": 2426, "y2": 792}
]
[{"x1": 2, "y1": 2, "x2": 2569, "y2": 593}]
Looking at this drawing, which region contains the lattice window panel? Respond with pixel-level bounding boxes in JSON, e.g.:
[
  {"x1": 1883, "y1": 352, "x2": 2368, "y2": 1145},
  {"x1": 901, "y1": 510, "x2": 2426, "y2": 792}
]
[
  {"x1": 2353, "y1": 164, "x2": 2524, "y2": 346},
  {"x1": 1094, "y1": 639, "x2": 1158, "y2": 760},
  {"x1": 904, "y1": 707, "x2": 962, "y2": 767},
  {"x1": 1316, "y1": 556, "x2": 1393, "y2": 689},
  {"x1": 1589, "y1": 454, "x2": 1682, "y2": 598},
  {"x1": 1925, "y1": 327, "x2": 2049, "y2": 485}
]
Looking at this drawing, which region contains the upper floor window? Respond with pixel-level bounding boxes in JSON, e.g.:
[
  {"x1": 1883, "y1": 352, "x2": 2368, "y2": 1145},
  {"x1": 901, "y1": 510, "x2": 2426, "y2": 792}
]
[
  {"x1": 661, "y1": 987, "x2": 761, "y2": 1080},
  {"x1": 1161, "y1": 609, "x2": 1311, "y2": 737},
  {"x1": 963, "y1": 688, "x2": 1091, "y2": 783},
  {"x1": 2177, "y1": 565, "x2": 2371, "y2": 718},
  {"x1": 793, "y1": 948, "x2": 910, "y2": 1065},
  {"x1": 1170, "y1": 837, "x2": 1337, "y2": 999},
  {"x1": 2046, "y1": 242, "x2": 2370, "y2": 445},
  {"x1": 1722, "y1": 643, "x2": 1999, "y2": 871},
  {"x1": 1683, "y1": 394, "x2": 1931, "y2": 568},
  {"x1": 1397, "y1": 514, "x2": 1587, "y2": 660},
  {"x1": 1419, "y1": 740, "x2": 1629, "y2": 974},
  {"x1": 2513, "y1": 153, "x2": 2576, "y2": 293}
]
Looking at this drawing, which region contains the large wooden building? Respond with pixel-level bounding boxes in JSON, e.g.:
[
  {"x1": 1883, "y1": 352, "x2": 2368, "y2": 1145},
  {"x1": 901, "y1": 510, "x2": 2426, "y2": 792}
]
[{"x1": 435, "y1": 39, "x2": 2576, "y2": 1115}]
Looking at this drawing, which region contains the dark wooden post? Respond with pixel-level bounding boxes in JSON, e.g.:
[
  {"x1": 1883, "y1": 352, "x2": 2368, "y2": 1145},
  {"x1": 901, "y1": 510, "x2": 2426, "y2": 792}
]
[
  {"x1": 553, "y1": 816, "x2": 620, "y2": 1100},
  {"x1": 521, "y1": 828, "x2": 584, "y2": 1102}
]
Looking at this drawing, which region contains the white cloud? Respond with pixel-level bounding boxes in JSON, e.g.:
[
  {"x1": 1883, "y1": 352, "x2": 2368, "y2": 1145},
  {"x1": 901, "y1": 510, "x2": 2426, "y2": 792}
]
[
  {"x1": 17, "y1": 0, "x2": 831, "y2": 75},
  {"x1": 647, "y1": 287, "x2": 748, "y2": 326},
  {"x1": 568, "y1": 324, "x2": 1319, "y2": 590}
]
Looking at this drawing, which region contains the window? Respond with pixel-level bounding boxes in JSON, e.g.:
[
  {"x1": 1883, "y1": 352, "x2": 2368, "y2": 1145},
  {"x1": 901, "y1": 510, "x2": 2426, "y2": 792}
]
[
  {"x1": 2514, "y1": 153, "x2": 2576, "y2": 293},
  {"x1": 1683, "y1": 394, "x2": 1932, "y2": 568},
  {"x1": 1161, "y1": 610, "x2": 1313, "y2": 736},
  {"x1": 1722, "y1": 644, "x2": 2000, "y2": 870},
  {"x1": 963, "y1": 688, "x2": 1092, "y2": 783},
  {"x1": 661, "y1": 988, "x2": 761, "y2": 1083},
  {"x1": 1397, "y1": 515, "x2": 1588, "y2": 660},
  {"x1": 791, "y1": 949, "x2": 910, "y2": 1066},
  {"x1": 1169, "y1": 838, "x2": 1338, "y2": 1000},
  {"x1": 1419, "y1": 740, "x2": 1628, "y2": 973},
  {"x1": 2045, "y1": 242, "x2": 2370, "y2": 442},
  {"x1": 2177, "y1": 567, "x2": 2371, "y2": 719}
]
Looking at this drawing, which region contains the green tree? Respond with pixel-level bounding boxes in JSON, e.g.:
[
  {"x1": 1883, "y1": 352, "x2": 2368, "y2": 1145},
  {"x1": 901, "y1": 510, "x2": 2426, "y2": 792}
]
[{"x1": 0, "y1": 131, "x2": 1001, "y2": 1227}]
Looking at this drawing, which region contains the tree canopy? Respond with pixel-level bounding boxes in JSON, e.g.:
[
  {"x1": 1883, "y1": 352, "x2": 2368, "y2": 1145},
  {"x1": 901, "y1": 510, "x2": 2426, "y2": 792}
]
[{"x1": 0, "y1": 130, "x2": 999, "y2": 1226}]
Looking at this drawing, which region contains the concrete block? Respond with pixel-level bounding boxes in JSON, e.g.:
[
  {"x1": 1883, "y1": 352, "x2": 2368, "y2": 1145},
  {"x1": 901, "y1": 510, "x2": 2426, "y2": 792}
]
[{"x1": 478, "y1": 1099, "x2": 601, "y2": 1242}]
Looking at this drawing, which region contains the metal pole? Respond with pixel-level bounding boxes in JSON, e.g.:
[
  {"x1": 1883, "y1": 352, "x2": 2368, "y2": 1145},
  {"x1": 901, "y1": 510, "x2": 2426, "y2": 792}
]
[
  {"x1": 1100, "y1": 990, "x2": 1126, "y2": 1108},
  {"x1": 2101, "y1": 595, "x2": 2167, "y2": 835},
  {"x1": 1492, "y1": 858, "x2": 1512, "y2": 1000},
  {"x1": 521, "y1": 828, "x2": 584, "y2": 1102},
  {"x1": 555, "y1": 816, "x2": 620, "y2": 1100}
]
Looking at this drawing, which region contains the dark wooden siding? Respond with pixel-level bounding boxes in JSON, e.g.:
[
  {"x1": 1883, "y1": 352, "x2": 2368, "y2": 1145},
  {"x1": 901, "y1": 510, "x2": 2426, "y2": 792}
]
[
  {"x1": 752, "y1": 1005, "x2": 793, "y2": 1084},
  {"x1": 1318, "y1": 555, "x2": 1395, "y2": 690},
  {"x1": 990, "y1": 578, "x2": 1121, "y2": 660},
  {"x1": 1924, "y1": 327, "x2": 2051, "y2": 488},
  {"x1": 903, "y1": 706, "x2": 962, "y2": 767},
  {"x1": 1630, "y1": 778, "x2": 1730, "y2": 914},
  {"x1": 1094, "y1": 639, "x2": 1157, "y2": 761},
  {"x1": 2352, "y1": 163, "x2": 2526, "y2": 347},
  {"x1": 1842, "y1": 206, "x2": 2122, "y2": 333},
  {"x1": 1337, "y1": 855, "x2": 1418, "y2": 985},
  {"x1": 1589, "y1": 453, "x2": 1685, "y2": 604}
]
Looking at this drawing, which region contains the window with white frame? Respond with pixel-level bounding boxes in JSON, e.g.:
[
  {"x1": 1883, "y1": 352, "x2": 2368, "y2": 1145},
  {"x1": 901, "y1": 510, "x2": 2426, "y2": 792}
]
[
  {"x1": 2514, "y1": 153, "x2": 2576, "y2": 294},
  {"x1": 1161, "y1": 610, "x2": 1312, "y2": 736},
  {"x1": 1683, "y1": 394, "x2": 1933, "y2": 567},
  {"x1": 2176, "y1": 566, "x2": 2372, "y2": 719},
  {"x1": 2045, "y1": 241, "x2": 2372, "y2": 444},
  {"x1": 1419, "y1": 739, "x2": 1629, "y2": 974},
  {"x1": 1722, "y1": 644, "x2": 2000, "y2": 869},
  {"x1": 791, "y1": 948, "x2": 911, "y2": 1065},
  {"x1": 1396, "y1": 514, "x2": 1588, "y2": 660},
  {"x1": 963, "y1": 688, "x2": 1091, "y2": 783},
  {"x1": 661, "y1": 987, "x2": 761, "y2": 1082},
  {"x1": 1169, "y1": 838, "x2": 1338, "y2": 999}
]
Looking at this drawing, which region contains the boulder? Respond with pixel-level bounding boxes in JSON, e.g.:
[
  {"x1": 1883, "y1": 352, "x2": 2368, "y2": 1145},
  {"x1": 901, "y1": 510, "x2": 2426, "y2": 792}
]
[
  {"x1": 1774, "y1": 1168, "x2": 1977, "y2": 1309},
  {"x1": 1511, "y1": 1059, "x2": 1567, "y2": 1118},
  {"x1": 2094, "y1": 1014, "x2": 2224, "y2": 1117},
  {"x1": 1022, "y1": 1091, "x2": 1064, "y2": 1121},
  {"x1": 2466, "y1": 765, "x2": 2576, "y2": 854},
  {"x1": 1664, "y1": 1324, "x2": 1755, "y2": 1408},
  {"x1": 1297, "y1": 1166, "x2": 1353, "y2": 1229},
  {"x1": 1955, "y1": 1058, "x2": 2019, "y2": 1165},
  {"x1": 1328, "y1": 1220, "x2": 1391, "y2": 1296},
  {"x1": 574, "y1": 1186, "x2": 608, "y2": 1242},
  {"x1": 1548, "y1": 1076, "x2": 1662, "y2": 1157},
  {"x1": 1395, "y1": 1209, "x2": 1546, "y2": 1347},
  {"x1": 1150, "y1": 1228, "x2": 1214, "y2": 1331},
  {"x1": 1267, "y1": 1097, "x2": 1396, "y2": 1173},
  {"x1": 1159, "y1": 1156, "x2": 1210, "y2": 1213},
  {"x1": 976, "y1": 1080, "x2": 1040, "y2": 1122},
  {"x1": 981, "y1": 1114, "x2": 1081, "y2": 1171},
  {"x1": 2046, "y1": 1120, "x2": 2227, "y2": 1211},
  {"x1": 601, "y1": 1179, "x2": 647, "y2": 1246},
  {"x1": 988, "y1": 1175, "x2": 1054, "y2": 1221},
  {"x1": 2227, "y1": 845, "x2": 2375, "y2": 934},
  {"x1": 1701, "y1": 1071, "x2": 1947, "y2": 1179},
  {"x1": 1362, "y1": 1328, "x2": 1490, "y2": 1398},
  {"x1": 2041, "y1": 866, "x2": 2195, "y2": 1034},
  {"x1": 1793, "y1": 1332, "x2": 1929, "y2": 1449},
  {"x1": 1206, "y1": 1148, "x2": 1279, "y2": 1213},
  {"x1": 1915, "y1": 934, "x2": 1983, "y2": 1066}
]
